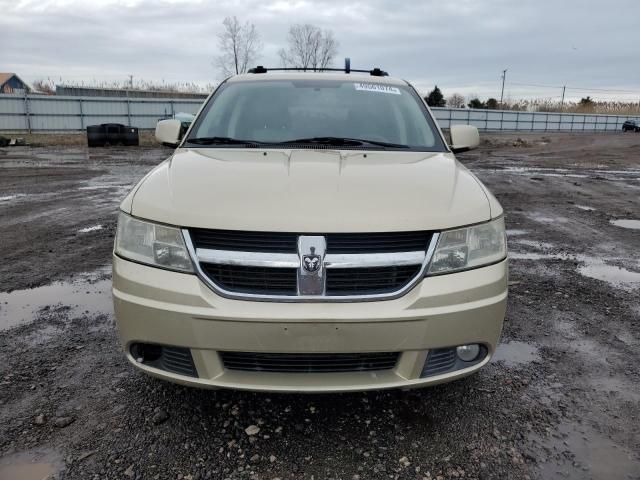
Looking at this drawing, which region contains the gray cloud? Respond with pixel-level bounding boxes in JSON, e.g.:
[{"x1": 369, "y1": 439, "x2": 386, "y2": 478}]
[{"x1": 2, "y1": 0, "x2": 639, "y2": 100}]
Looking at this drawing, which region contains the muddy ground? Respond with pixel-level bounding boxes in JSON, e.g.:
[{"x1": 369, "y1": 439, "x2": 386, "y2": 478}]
[
  {"x1": 1, "y1": 131, "x2": 159, "y2": 148},
  {"x1": 0, "y1": 133, "x2": 639, "y2": 480}
]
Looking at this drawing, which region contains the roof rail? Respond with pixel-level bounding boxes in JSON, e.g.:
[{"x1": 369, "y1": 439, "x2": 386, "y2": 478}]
[{"x1": 246, "y1": 66, "x2": 389, "y2": 77}]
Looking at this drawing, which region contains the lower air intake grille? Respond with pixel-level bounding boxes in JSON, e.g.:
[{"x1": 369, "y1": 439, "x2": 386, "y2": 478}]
[
  {"x1": 220, "y1": 352, "x2": 400, "y2": 373},
  {"x1": 131, "y1": 343, "x2": 198, "y2": 378},
  {"x1": 326, "y1": 265, "x2": 421, "y2": 295},
  {"x1": 161, "y1": 346, "x2": 198, "y2": 377},
  {"x1": 421, "y1": 348, "x2": 457, "y2": 377},
  {"x1": 201, "y1": 264, "x2": 297, "y2": 296}
]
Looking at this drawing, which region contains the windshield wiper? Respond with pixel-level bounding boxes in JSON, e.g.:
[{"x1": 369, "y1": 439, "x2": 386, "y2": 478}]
[
  {"x1": 186, "y1": 136, "x2": 410, "y2": 149},
  {"x1": 186, "y1": 136, "x2": 260, "y2": 146},
  {"x1": 281, "y1": 136, "x2": 409, "y2": 148}
]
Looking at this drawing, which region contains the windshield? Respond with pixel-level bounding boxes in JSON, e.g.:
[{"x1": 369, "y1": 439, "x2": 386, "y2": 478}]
[{"x1": 186, "y1": 79, "x2": 446, "y2": 151}]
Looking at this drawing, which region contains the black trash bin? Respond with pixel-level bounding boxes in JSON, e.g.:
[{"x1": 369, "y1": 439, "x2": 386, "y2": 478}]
[
  {"x1": 103, "y1": 123, "x2": 125, "y2": 145},
  {"x1": 87, "y1": 123, "x2": 138, "y2": 147},
  {"x1": 86, "y1": 125, "x2": 107, "y2": 147},
  {"x1": 121, "y1": 127, "x2": 139, "y2": 146}
]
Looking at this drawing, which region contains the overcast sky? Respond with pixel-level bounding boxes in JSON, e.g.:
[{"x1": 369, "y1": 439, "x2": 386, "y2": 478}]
[{"x1": 2, "y1": 0, "x2": 639, "y2": 101}]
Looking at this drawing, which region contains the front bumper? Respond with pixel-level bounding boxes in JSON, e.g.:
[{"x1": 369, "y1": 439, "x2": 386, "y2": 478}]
[{"x1": 112, "y1": 255, "x2": 507, "y2": 392}]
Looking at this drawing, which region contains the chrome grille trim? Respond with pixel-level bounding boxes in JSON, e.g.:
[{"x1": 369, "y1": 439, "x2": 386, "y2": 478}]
[
  {"x1": 324, "y1": 251, "x2": 425, "y2": 269},
  {"x1": 183, "y1": 229, "x2": 440, "y2": 303},
  {"x1": 195, "y1": 249, "x2": 425, "y2": 269},
  {"x1": 196, "y1": 248, "x2": 299, "y2": 268}
]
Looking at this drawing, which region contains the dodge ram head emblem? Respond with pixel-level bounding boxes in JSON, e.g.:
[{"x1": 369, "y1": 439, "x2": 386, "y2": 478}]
[
  {"x1": 302, "y1": 247, "x2": 321, "y2": 272},
  {"x1": 297, "y1": 236, "x2": 326, "y2": 296}
]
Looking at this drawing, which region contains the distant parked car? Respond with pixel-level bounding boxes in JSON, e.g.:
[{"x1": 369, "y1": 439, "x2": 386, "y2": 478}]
[{"x1": 622, "y1": 120, "x2": 640, "y2": 132}]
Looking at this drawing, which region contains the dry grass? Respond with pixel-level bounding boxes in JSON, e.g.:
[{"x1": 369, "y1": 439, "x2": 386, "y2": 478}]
[
  {"x1": 499, "y1": 99, "x2": 640, "y2": 115},
  {"x1": 32, "y1": 78, "x2": 216, "y2": 95}
]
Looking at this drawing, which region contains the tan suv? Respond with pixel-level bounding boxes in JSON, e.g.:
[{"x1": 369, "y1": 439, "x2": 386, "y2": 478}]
[{"x1": 112, "y1": 67, "x2": 507, "y2": 392}]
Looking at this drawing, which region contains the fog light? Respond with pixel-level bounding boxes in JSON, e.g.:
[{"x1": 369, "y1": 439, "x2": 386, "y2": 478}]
[{"x1": 456, "y1": 344, "x2": 480, "y2": 362}]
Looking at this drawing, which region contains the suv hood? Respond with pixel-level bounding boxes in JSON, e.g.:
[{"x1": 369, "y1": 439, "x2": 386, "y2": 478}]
[{"x1": 128, "y1": 148, "x2": 493, "y2": 232}]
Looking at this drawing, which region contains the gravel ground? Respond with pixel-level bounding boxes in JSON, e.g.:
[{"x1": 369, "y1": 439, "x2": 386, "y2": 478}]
[{"x1": 0, "y1": 133, "x2": 639, "y2": 480}]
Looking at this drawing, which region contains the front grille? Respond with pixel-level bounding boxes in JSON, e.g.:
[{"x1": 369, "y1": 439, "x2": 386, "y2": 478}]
[
  {"x1": 189, "y1": 229, "x2": 432, "y2": 255},
  {"x1": 188, "y1": 228, "x2": 433, "y2": 299},
  {"x1": 190, "y1": 228, "x2": 297, "y2": 253},
  {"x1": 326, "y1": 265, "x2": 421, "y2": 295},
  {"x1": 202, "y1": 264, "x2": 297, "y2": 295},
  {"x1": 327, "y1": 232, "x2": 430, "y2": 254},
  {"x1": 220, "y1": 351, "x2": 399, "y2": 373}
]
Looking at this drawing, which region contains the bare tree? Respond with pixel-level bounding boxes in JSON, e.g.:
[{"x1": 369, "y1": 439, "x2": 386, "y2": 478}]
[
  {"x1": 216, "y1": 16, "x2": 262, "y2": 76},
  {"x1": 278, "y1": 24, "x2": 338, "y2": 70},
  {"x1": 447, "y1": 93, "x2": 466, "y2": 108},
  {"x1": 32, "y1": 79, "x2": 55, "y2": 95}
]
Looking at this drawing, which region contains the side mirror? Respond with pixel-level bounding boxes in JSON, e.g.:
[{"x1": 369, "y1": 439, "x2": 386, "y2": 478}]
[
  {"x1": 155, "y1": 119, "x2": 182, "y2": 147},
  {"x1": 449, "y1": 125, "x2": 480, "y2": 153}
]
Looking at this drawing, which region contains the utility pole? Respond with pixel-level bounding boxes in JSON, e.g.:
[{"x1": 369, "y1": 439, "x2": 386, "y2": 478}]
[
  {"x1": 500, "y1": 69, "x2": 507, "y2": 106},
  {"x1": 128, "y1": 74, "x2": 133, "y2": 89},
  {"x1": 560, "y1": 85, "x2": 566, "y2": 111}
]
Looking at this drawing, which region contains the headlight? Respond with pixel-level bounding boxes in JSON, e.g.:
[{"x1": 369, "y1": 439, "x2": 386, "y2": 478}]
[
  {"x1": 115, "y1": 212, "x2": 193, "y2": 273},
  {"x1": 427, "y1": 217, "x2": 506, "y2": 274}
]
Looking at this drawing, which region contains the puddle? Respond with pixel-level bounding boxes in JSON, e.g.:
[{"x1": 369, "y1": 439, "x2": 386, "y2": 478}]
[
  {"x1": 527, "y1": 213, "x2": 570, "y2": 224},
  {"x1": 506, "y1": 229, "x2": 527, "y2": 236},
  {"x1": 574, "y1": 205, "x2": 595, "y2": 211},
  {"x1": 536, "y1": 423, "x2": 640, "y2": 480},
  {"x1": 610, "y1": 219, "x2": 640, "y2": 230},
  {"x1": 578, "y1": 261, "x2": 640, "y2": 290},
  {"x1": 0, "y1": 449, "x2": 62, "y2": 480},
  {"x1": 510, "y1": 251, "x2": 640, "y2": 290},
  {"x1": 485, "y1": 165, "x2": 640, "y2": 182},
  {"x1": 491, "y1": 166, "x2": 589, "y2": 179},
  {"x1": 492, "y1": 341, "x2": 540, "y2": 367},
  {"x1": 0, "y1": 194, "x2": 25, "y2": 202},
  {"x1": 78, "y1": 185, "x2": 116, "y2": 190},
  {"x1": 510, "y1": 239, "x2": 555, "y2": 250},
  {"x1": 509, "y1": 252, "x2": 571, "y2": 261},
  {"x1": 78, "y1": 225, "x2": 103, "y2": 233},
  {"x1": 0, "y1": 268, "x2": 113, "y2": 331}
]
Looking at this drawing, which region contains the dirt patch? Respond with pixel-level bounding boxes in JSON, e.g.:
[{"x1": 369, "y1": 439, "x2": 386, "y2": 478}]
[
  {"x1": 1, "y1": 133, "x2": 639, "y2": 479},
  {"x1": 0, "y1": 146, "x2": 168, "y2": 291}
]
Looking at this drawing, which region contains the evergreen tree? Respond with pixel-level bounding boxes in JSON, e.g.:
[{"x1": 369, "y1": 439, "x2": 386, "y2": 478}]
[{"x1": 425, "y1": 86, "x2": 446, "y2": 107}]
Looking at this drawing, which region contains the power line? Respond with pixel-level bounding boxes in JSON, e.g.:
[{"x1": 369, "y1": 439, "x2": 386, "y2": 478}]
[
  {"x1": 566, "y1": 86, "x2": 640, "y2": 94},
  {"x1": 509, "y1": 81, "x2": 564, "y2": 89},
  {"x1": 508, "y1": 81, "x2": 640, "y2": 95}
]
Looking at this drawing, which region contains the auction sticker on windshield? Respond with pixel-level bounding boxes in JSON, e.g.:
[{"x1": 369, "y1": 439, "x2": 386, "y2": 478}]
[{"x1": 354, "y1": 83, "x2": 401, "y2": 95}]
